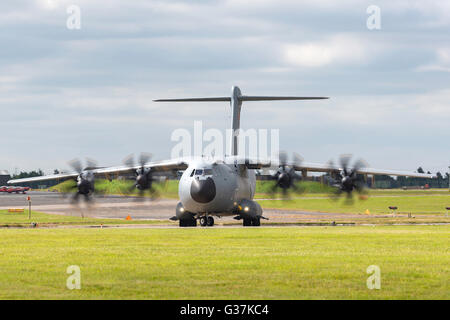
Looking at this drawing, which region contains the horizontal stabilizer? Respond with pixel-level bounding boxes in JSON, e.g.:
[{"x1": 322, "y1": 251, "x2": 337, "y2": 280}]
[
  {"x1": 153, "y1": 97, "x2": 230, "y2": 102},
  {"x1": 153, "y1": 96, "x2": 328, "y2": 102},
  {"x1": 241, "y1": 96, "x2": 328, "y2": 101}
]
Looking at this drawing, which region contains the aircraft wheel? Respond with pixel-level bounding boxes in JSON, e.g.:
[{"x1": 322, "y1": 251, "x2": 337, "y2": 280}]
[
  {"x1": 206, "y1": 216, "x2": 214, "y2": 227},
  {"x1": 251, "y1": 217, "x2": 261, "y2": 227},
  {"x1": 243, "y1": 218, "x2": 252, "y2": 227},
  {"x1": 200, "y1": 216, "x2": 208, "y2": 227},
  {"x1": 179, "y1": 217, "x2": 197, "y2": 227}
]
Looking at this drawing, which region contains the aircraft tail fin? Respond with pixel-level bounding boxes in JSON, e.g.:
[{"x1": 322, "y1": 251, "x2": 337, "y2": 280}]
[{"x1": 153, "y1": 86, "x2": 328, "y2": 156}]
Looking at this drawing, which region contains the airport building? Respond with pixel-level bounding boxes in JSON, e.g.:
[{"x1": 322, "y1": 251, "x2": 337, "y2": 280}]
[{"x1": 0, "y1": 170, "x2": 11, "y2": 186}]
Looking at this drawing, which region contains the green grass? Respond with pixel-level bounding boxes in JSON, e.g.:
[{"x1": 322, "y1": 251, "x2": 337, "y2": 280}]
[
  {"x1": 49, "y1": 179, "x2": 180, "y2": 198},
  {"x1": 0, "y1": 226, "x2": 448, "y2": 299},
  {"x1": 255, "y1": 180, "x2": 336, "y2": 196},
  {"x1": 48, "y1": 179, "x2": 449, "y2": 198},
  {"x1": 260, "y1": 195, "x2": 450, "y2": 215},
  {"x1": 0, "y1": 210, "x2": 170, "y2": 227}
]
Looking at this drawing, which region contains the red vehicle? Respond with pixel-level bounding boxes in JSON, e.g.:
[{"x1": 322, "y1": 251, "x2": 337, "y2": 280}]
[
  {"x1": 0, "y1": 186, "x2": 8, "y2": 192},
  {"x1": 5, "y1": 186, "x2": 30, "y2": 194}
]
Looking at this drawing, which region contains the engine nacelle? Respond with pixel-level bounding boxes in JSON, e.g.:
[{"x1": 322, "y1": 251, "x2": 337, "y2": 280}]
[
  {"x1": 174, "y1": 202, "x2": 195, "y2": 221},
  {"x1": 237, "y1": 199, "x2": 262, "y2": 219}
]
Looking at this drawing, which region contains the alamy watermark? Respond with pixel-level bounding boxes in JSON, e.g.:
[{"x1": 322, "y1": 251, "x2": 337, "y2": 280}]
[
  {"x1": 66, "y1": 265, "x2": 81, "y2": 290},
  {"x1": 366, "y1": 5, "x2": 381, "y2": 30},
  {"x1": 366, "y1": 265, "x2": 381, "y2": 290},
  {"x1": 66, "y1": 5, "x2": 81, "y2": 30},
  {"x1": 170, "y1": 121, "x2": 280, "y2": 163}
]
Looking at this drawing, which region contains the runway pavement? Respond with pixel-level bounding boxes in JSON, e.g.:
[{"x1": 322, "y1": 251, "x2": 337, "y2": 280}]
[{"x1": 0, "y1": 191, "x2": 366, "y2": 223}]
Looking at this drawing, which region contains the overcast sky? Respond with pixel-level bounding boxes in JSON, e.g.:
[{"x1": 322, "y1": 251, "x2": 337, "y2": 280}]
[{"x1": 0, "y1": 0, "x2": 449, "y2": 175}]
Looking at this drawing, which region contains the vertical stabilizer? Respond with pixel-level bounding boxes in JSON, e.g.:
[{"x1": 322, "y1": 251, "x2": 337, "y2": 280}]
[
  {"x1": 153, "y1": 87, "x2": 328, "y2": 157},
  {"x1": 230, "y1": 86, "x2": 242, "y2": 156}
]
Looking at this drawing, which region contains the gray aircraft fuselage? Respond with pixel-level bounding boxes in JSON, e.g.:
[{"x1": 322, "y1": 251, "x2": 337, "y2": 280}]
[{"x1": 179, "y1": 158, "x2": 256, "y2": 216}]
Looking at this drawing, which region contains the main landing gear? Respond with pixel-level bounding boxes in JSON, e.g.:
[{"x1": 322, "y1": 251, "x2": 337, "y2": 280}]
[
  {"x1": 179, "y1": 217, "x2": 197, "y2": 227},
  {"x1": 243, "y1": 217, "x2": 260, "y2": 227},
  {"x1": 200, "y1": 216, "x2": 214, "y2": 227}
]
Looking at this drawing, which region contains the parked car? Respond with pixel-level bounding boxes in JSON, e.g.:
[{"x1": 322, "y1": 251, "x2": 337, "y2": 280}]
[{"x1": 6, "y1": 186, "x2": 29, "y2": 194}]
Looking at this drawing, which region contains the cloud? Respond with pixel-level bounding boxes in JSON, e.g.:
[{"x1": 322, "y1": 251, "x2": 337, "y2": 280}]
[
  {"x1": 0, "y1": 1, "x2": 448, "y2": 174},
  {"x1": 283, "y1": 34, "x2": 370, "y2": 67},
  {"x1": 416, "y1": 48, "x2": 450, "y2": 72}
]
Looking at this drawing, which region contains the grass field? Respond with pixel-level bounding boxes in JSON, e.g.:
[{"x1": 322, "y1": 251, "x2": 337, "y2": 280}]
[
  {"x1": 48, "y1": 179, "x2": 449, "y2": 199},
  {"x1": 0, "y1": 226, "x2": 448, "y2": 299},
  {"x1": 260, "y1": 195, "x2": 450, "y2": 215},
  {"x1": 0, "y1": 210, "x2": 168, "y2": 227},
  {"x1": 50, "y1": 179, "x2": 180, "y2": 198}
]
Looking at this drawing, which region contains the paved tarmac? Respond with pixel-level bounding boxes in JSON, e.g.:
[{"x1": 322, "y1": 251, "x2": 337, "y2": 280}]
[{"x1": 0, "y1": 191, "x2": 369, "y2": 223}]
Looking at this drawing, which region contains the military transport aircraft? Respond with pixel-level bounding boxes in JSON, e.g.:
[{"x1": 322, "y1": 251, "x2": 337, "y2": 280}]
[{"x1": 8, "y1": 86, "x2": 433, "y2": 227}]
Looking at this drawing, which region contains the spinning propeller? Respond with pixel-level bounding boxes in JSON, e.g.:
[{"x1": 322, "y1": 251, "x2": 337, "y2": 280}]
[
  {"x1": 120, "y1": 153, "x2": 159, "y2": 200},
  {"x1": 64, "y1": 158, "x2": 100, "y2": 204},
  {"x1": 268, "y1": 152, "x2": 304, "y2": 198},
  {"x1": 327, "y1": 154, "x2": 368, "y2": 203}
]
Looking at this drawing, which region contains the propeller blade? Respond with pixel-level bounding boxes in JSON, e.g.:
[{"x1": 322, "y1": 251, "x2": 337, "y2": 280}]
[
  {"x1": 71, "y1": 192, "x2": 80, "y2": 203},
  {"x1": 84, "y1": 193, "x2": 91, "y2": 202},
  {"x1": 148, "y1": 187, "x2": 160, "y2": 200},
  {"x1": 139, "y1": 152, "x2": 152, "y2": 167},
  {"x1": 339, "y1": 154, "x2": 351, "y2": 176},
  {"x1": 344, "y1": 192, "x2": 354, "y2": 205},
  {"x1": 279, "y1": 151, "x2": 287, "y2": 168},
  {"x1": 85, "y1": 158, "x2": 97, "y2": 170},
  {"x1": 123, "y1": 154, "x2": 135, "y2": 168},
  {"x1": 351, "y1": 158, "x2": 367, "y2": 176},
  {"x1": 134, "y1": 188, "x2": 146, "y2": 202},
  {"x1": 68, "y1": 158, "x2": 83, "y2": 174}
]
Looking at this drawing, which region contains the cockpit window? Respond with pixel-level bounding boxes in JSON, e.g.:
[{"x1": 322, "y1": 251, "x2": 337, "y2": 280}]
[{"x1": 194, "y1": 168, "x2": 213, "y2": 176}]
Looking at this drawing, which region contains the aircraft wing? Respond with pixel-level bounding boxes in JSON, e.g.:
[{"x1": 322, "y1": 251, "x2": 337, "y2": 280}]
[
  {"x1": 293, "y1": 162, "x2": 435, "y2": 178},
  {"x1": 7, "y1": 172, "x2": 79, "y2": 184},
  {"x1": 7, "y1": 158, "x2": 189, "y2": 185},
  {"x1": 93, "y1": 158, "x2": 189, "y2": 176},
  {"x1": 232, "y1": 157, "x2": 434, "y2": 178}
]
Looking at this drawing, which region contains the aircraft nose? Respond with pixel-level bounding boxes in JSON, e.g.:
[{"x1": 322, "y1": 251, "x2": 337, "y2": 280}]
[{"x1": 190, "y1": 177, "x2": 216, "y2": 203}]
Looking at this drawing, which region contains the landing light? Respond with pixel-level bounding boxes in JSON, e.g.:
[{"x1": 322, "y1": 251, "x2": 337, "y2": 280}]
[
  {"x1": 244, "y1": 207, "x2": 249, "y2": 212},
  {"x1": 180, "y1": 207, "x2": 185, "y2": 212}
]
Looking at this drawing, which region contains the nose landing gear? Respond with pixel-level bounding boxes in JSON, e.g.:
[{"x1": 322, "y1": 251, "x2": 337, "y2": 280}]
[{"x1": 200, "y1": 216, "x2": 214, "y2": 227}]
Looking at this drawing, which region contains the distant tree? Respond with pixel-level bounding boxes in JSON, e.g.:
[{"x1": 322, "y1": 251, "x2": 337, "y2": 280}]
[
  {"x1": 12, "y1": 169, "x2": 44, "y2": 179},
  {"x1": 417, "y1": 167, "x2": 424, "y2": 174},
  {"x1": 11, "y1": 169, "x2": 46, "y2": 189},
  {"x1": 54, "y1": 169, "x2": 60, "y2": 174},
  {"x1": 435, "y1": 172, "x2": 443, "y2": 188}
]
